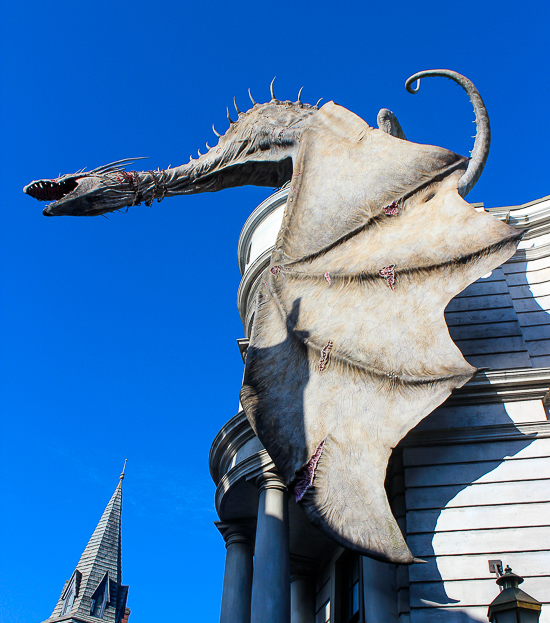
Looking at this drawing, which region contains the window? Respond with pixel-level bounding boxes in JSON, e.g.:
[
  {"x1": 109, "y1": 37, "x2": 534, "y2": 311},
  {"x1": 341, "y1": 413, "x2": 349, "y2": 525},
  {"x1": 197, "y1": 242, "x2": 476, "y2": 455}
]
[
  {"x1": 61, "y1": 571, "x2": 79, "y2": 616},
  {"x1": 316, "y1": 567, "x2": 331, "y2": 623},
  {"x1": 91, "y1": 590, "x2": 106, "y2": 618},
  {"x1": 315, "y1": 598, "x2": 331, "y2": 623},
  {"x1": 90, "y1": 573, "x2": 110, "y2": 619},
  {"x1": 336, "y1": 551, "x2": 362, "y2": 623}
]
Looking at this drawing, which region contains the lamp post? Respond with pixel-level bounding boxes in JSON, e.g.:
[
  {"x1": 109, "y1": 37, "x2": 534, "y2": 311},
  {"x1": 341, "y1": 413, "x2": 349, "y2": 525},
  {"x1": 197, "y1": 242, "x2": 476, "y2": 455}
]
[{"x1": 487, "y1": 565, "x2": 542, "y2": 623}]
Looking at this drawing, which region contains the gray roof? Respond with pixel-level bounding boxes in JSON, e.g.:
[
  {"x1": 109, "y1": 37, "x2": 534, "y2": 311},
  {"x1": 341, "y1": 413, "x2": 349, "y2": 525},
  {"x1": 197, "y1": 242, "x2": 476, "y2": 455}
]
[{"x1": 44, "y1": 478, "x2": 129, "y2": 623}]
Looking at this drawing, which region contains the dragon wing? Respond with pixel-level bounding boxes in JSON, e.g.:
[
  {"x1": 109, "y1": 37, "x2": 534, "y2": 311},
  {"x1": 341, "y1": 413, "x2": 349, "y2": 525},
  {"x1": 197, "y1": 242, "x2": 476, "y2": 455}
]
[{"x1": 240, "y1": 103, "x2": 522, "y2": 564}]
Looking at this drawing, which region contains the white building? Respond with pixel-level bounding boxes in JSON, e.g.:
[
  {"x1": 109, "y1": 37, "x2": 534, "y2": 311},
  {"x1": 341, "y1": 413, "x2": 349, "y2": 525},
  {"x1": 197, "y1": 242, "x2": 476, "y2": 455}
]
[{"x1": 210, "y1": 188, "x2": 550, "y2": 623}]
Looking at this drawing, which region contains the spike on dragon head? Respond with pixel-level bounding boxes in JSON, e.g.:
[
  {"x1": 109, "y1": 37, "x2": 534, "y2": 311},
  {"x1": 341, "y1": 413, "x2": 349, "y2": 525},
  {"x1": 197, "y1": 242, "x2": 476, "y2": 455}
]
[{"x1": 24, "y1": 82, "x2": 321, "y2": 217}]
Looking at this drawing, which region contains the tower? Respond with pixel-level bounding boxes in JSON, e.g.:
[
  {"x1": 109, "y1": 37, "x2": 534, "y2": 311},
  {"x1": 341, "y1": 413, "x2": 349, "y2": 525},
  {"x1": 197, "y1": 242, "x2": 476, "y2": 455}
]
[{"x1": 42, "y1": 467, "x2": 130, "y2": 623}]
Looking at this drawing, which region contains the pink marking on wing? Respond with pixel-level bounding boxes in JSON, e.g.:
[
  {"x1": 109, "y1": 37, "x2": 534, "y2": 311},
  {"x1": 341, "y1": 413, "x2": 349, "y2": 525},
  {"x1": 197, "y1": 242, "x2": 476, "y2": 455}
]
[
  {"x1": 318, "y1": 340, "x2": 333, "y2": 372},
  {"x1": 324, "y1": 272, "x2": 331, "y2": 285},
  {"x1": 379, "y1": 265, "x2": 395, "y2": 291},
  {"x1": 383, "y1": 201, "x2": 399, "y2": 216},
  {"x1": 292, "y1": 439, "x2": 326, "y2": 502}
]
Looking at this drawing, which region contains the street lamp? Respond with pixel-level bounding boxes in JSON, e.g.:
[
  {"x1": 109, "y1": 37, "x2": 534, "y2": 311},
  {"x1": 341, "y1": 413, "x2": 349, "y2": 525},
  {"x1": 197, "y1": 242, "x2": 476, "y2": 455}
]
[{"x1": 487, "y1": 565, "x2": 542, "y2": 623}]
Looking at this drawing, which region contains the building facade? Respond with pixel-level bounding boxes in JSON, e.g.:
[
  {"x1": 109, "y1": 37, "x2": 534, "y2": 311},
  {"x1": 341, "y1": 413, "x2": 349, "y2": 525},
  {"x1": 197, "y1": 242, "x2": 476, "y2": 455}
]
[
  {"x1": 41, "y1": 472, "x2": 130, "y2": 623},
  {"x1": 210, "y1": 188, "x2": 550, "y2": 623}
]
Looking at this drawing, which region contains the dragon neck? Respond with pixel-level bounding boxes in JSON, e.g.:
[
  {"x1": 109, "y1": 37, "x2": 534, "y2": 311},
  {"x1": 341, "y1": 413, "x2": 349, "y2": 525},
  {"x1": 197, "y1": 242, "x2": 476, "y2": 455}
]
[{"x1": 114, "y1": 162, "x2": 212, "y2": 207}]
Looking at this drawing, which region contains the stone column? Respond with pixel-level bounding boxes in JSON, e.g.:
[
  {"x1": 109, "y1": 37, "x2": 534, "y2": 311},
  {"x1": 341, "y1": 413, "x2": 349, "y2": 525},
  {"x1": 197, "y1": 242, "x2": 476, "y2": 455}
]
[
  {"x1": 251, "y1": 472, "x2": 290, "y2": 623},
  {"x1": 290, "y1": 571, "x2": 315, "y2": 623},
  {"x1": 216, "y1": 520, "x2": 255, "y2": 623}
]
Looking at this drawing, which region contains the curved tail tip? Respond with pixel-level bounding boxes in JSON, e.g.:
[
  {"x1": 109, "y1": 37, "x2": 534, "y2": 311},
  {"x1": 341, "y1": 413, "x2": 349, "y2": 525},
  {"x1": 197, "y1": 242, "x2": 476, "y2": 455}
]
[{"x1": 413, "y1": 557, "x2": 428, "y2": 564}]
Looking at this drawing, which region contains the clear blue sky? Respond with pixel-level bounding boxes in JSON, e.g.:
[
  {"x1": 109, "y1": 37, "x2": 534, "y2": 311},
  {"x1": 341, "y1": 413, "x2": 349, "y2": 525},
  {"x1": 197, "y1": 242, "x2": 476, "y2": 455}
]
[{"x1": 1, "y1": 2, "x2": 549, "y2": 621}]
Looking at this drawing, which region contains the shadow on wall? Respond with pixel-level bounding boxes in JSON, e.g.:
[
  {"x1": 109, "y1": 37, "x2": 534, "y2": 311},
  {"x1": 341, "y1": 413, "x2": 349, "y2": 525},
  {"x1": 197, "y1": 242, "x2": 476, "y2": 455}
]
[
  {"x1": 402, "y1": 416, "x2": 536, "y2": 611},
  {"x1": 396, "y1": 262, "x2": 548, "y2": 619}
]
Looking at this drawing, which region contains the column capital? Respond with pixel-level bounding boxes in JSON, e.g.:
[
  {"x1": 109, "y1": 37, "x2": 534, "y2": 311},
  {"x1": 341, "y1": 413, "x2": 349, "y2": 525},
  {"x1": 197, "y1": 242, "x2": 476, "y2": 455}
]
[
  {"x1": 290, "y1": 555, "x2": 318, "y2": 582},
  {"x1": 255, "y1": 471, "x2": 287, "y2": 493},
  {"x1": 215, "y1": 519, "x2": 256, "y2": 548}
]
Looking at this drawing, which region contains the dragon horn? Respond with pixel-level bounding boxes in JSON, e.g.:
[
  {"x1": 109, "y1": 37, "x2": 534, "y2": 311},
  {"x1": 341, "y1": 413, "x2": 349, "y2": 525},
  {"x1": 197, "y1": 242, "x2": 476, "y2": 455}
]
[
  {"x1": 297, "y1": 86, "x2": 304, "y2": 103},
  {"x1": 233, "y1": 97, "x2": 241, "y2": 115},
  {"x1": 248, "y1": 88, "x2": 256, "y2": 105},
  {"x1": 227, "y1": 107, "x2": 234, "y2": 125},
  {"x1": 212, "y1": 124, "x2": 221, "y2": 138},
  {"x1": 270, "y1": 76, "x2": 276, "y2": 100}
]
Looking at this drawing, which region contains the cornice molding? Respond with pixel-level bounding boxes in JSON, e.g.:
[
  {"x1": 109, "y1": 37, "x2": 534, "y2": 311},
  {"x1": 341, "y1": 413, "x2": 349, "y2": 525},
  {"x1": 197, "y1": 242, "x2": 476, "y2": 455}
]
[
  {"x1": 215, "y1": 449, "x2": 275, "y2": 516},
  {"x1": 209, "y1": 410, "x2": 255, "y2": 485},
  {"x1": 488, "y1": 195, "x2": 550, "y2": 242},
  {"x1": 237, "y1": 338, "x2": 249, "y2": 363},
  {"x1": 449, "y1": 367, "x2": 550, "y2": 405},
  {"x1": 509, "y1": 242, "x2": 550, "y2": 263}
]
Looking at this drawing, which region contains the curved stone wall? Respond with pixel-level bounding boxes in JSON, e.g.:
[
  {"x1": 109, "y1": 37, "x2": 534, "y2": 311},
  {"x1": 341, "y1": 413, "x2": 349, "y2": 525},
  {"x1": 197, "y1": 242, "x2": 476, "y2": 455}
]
[{"x1": 237, "y1": 187, "x2": 289, "y2": 336}]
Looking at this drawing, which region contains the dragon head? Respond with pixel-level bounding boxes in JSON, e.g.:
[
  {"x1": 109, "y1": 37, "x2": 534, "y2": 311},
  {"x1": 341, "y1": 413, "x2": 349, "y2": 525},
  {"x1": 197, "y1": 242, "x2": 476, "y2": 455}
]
[
  {"x1": 24, "y1": 81, "x2": 321, "y2": 217},
  {"x1": 23, "y1": 159, "x2": 150, "y2": 217}
]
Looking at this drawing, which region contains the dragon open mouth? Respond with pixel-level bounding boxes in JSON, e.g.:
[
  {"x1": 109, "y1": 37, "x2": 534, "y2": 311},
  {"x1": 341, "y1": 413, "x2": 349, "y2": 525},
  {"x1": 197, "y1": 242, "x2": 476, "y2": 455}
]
[{"x1": 24, "y1": 178, "x2": 80, "y2": 202}]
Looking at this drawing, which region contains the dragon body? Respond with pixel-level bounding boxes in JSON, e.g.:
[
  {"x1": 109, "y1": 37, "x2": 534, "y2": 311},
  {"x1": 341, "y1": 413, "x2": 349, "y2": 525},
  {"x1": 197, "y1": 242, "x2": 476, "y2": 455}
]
[{"x1": 24, "y1": 71, "x2": 522, "y2": 564}]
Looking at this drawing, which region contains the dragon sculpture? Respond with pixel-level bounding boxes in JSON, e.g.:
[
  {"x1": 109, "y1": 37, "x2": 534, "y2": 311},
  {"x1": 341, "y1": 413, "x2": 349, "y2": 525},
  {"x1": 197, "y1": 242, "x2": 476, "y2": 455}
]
[{"x1": 24, "y1": 70, "x2": 522, "y2": 565}]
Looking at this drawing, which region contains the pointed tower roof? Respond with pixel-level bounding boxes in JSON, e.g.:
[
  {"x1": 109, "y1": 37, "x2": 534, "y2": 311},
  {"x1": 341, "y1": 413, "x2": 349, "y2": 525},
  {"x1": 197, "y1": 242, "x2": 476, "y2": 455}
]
[{"x1": 44, "y1": 465, "x2": 129, "y2": 623}]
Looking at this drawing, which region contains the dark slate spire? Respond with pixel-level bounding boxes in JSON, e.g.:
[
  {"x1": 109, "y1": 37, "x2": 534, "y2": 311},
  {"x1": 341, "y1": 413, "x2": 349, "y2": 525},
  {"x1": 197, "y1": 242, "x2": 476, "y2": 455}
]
[{"x1": 44, "y1": 465, "x2": 129, "y2": 623}]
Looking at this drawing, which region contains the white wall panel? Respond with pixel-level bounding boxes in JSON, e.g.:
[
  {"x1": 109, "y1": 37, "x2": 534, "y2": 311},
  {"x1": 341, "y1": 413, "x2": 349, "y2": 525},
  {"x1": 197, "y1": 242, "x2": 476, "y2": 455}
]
[
  {"x1": 409, "y1": 525, "x2": 550, "y2": 556},
  {"x1": 506, "y1": 265, "x2": 550, "y2": 285},
  {"x1": 403, "y1": 200, "x2": 550, "y2": 622},
  {"x1": 410, "y1": 606, "x2": 493, "y2": 623},
  {"x1": 511, "y1": 281, "x2": 550, "y2": 299},
  {"x1": 516, "y1": 310, "x2": 550, "y2": 326},
  {"x1": 409, "y1": 550, "x2": 550, "y2": 582},
  {"x1": 405, "y1": 456, "x2": 550, "y2": 488},
  {"x1": 404, "y1": 438, "x2": 550, "y2": 467},
  {"x1": 410, "y1": 576, "x2": 548, "y2": 608},
  {"x1": 513, "y1": 293, "x2": 550, "y2": 312},
  {"x1": 406, "y1": 477, "x2": 549, "y2": 510},
  {"x1": 408, "y1": 502, "x2": 550, "y2": 533}
]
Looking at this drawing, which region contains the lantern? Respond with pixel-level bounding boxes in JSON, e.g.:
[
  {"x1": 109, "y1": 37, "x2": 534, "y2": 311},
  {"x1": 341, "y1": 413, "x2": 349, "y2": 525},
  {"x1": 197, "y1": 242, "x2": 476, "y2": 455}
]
[{"x1": 487, "y1": 565, "x2": 541, "y2": 623}]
